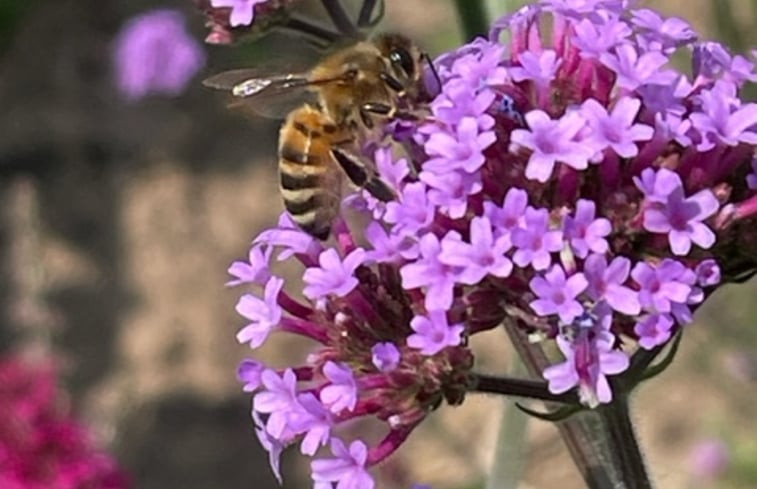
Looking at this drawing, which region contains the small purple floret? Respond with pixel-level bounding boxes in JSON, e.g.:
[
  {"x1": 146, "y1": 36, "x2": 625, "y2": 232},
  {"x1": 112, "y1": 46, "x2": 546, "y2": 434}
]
[
  {"x1": 439, "y1": 216, "x2": 513, "y2": 284},
  {"x1": 529, "y1": 265, "x2": 588, "y2": 323},
  {"x1": 407, "y1": 311, "x2": 465, "y2": 355},
  {"x1": 235, "y1": 276, "x2": 284, "y2": 349},
  {"x1": 304, "y1": 249, "x2": 366, "y2": 300},
  {"x1": 210, "y1": 0, "x2": 269, "y2": 27},
  {"x1": 511, "y1": 207, "x2": 563, "y2": 270},
  {"x1": 319, "y1": 361, "x2": 358, "y2": 414},
  {"x1": 639, "y1": 169, "x2": 719, "y2": 255},
  {"x1": 371, "y1": 342, "x2": 401, "y2": 372},
  {"x1": 563, "y1": 200, "x2": 611, "y2": 258},
  {"x1": 311, "y1": 439, "x2": 375, "y2": 489},
  {"x1": 511, "y1": 110, "x2": 592, "y2": 182}
]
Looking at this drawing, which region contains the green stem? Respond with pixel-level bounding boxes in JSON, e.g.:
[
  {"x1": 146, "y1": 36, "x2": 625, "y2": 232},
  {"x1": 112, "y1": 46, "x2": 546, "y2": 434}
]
[
  {"x1": 471, "y1": 372, "x2": 577, "y2": 403},
  {"x1": 451, "y1": 0, "x2": 490, "y2": 41},
  {"x1": 711, "y1": 0, "x2": 745, "y2": 52},
  {"x1": 486, "y1": 360, "x2": 528, "y2": 489},
  {"x1": 598, "y1": 394, "x2": 654, "y2": 489},
  {"x1": 502, "y1": 319, "x2": 629, "y2": 489}
]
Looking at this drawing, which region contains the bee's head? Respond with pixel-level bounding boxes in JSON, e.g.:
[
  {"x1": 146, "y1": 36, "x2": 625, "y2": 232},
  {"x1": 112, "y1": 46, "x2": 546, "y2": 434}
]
[{"x1": 374, "y1": 33, "x2": 424, "y2": 89}]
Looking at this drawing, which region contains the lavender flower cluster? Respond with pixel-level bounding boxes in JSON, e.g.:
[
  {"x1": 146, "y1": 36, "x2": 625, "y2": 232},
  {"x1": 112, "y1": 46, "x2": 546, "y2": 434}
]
[{"x1": 227, "y1": 1, "x2": 757, "y2": 487}]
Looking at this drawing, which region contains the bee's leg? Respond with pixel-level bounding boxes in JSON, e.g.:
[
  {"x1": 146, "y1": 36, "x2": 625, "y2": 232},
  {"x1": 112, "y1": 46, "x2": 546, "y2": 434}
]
[
  {"x1": 320, "y1": 0, "x2": 361, "y2": 39},
  {"x1": 357, "y1": 0, "x2": 384, "y2": 28},
  {"x1": 379, "y1": 72, "x2": 405, "y2": 94},
  {"x1": 331, "y1": 147, "x2": 396, "y2": 202},
  {"x1": 361, "y1": 103, "x2": 419, "y2": 121},
  {"x1": 359, "y1": 109, "x2": 375, "y2": 130}
]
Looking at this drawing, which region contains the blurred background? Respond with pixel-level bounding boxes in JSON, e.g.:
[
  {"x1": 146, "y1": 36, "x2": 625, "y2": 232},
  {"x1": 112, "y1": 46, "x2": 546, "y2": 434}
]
[{"x1": 0, "y1": 0, "x2": 755, "y2": 488}]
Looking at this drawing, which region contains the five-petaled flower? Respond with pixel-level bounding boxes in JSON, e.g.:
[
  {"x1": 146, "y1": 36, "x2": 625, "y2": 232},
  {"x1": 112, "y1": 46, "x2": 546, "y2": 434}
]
[
  {"x1": 529, "y1": 265, "x2": 588, "y2": 324},
  {"x1": 637, "y1": 168, "x2": 720, "y2": 255}
]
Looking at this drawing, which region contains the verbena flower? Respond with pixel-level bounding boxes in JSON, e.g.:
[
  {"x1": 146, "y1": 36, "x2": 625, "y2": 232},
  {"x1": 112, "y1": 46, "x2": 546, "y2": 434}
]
[
  {"x1": 196, "y1": 0, "x2": 297, "y2": 44},
  {"x1": 227, "y1": 1, "x2": 757, "y2": 487},
  {"x1": 0, "y1": 355, "x2": 130, "y2": 489},
  {"x1": 113, "y1": 10, "x2": 205, "y2": 100},
  {"x1": 210, "y1": 0, "x2": 270, "y2": 27}
]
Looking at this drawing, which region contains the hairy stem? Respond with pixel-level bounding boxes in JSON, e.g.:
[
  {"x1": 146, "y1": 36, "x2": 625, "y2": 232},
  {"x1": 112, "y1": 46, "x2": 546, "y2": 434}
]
[
  {"x1": 598, "y1": 395, "x2": 654, "y2": 489},
  {"x1": 486, "y1": 359, "x2": 528, "y2": 489},
  {"x1": 503, "y1": 319, "x2": 630, "y2": 489}
]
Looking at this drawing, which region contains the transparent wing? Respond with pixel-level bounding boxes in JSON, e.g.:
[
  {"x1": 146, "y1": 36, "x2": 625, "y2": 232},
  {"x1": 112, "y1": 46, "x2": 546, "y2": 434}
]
[
  {"x1": 203, "y1": 67, "x2": 355, "y2": 119},
  {"x1": 202, "y1": 69, "x2": 312, "y2": 119}
]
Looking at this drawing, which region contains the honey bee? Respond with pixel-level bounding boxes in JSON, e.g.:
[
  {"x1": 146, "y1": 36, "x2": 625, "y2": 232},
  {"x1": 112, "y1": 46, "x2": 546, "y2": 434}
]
[{"x1": 203, "y1": 33, "x2": 429, "y2": 239}]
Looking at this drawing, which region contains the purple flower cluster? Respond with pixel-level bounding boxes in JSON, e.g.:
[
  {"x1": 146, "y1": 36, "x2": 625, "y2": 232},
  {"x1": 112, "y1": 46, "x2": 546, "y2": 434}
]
[
  {"x1": 228, "y1": 1, "x2": 757, "y2": 487},
  {"x1": 0, "y1": 355, "x2": 130, "y2": 489},
  {"x1": 196, "y1": 0, "x2": 296, "y2": 44},
  {"x1": 113, "y1": 9, "x2": 205, "y2": 100},
  {"x1": 230, "y1": 213, "x2": 473, "y2": 488}
]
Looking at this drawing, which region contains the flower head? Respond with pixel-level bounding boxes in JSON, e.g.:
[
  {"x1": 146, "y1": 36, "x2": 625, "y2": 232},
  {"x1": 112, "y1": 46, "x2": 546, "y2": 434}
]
[
  {"x1": 114, "y1": 10, "x2": 204, "y2": 100},
  {"x1": 225, "y1": 1, "x2": 757, "y2": 485}
]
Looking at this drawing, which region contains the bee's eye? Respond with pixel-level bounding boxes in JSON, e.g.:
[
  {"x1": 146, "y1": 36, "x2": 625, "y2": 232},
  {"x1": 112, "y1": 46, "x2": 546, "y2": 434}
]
[{"x1": 390, "y1": 47, "x2": 415, "y2": 78}]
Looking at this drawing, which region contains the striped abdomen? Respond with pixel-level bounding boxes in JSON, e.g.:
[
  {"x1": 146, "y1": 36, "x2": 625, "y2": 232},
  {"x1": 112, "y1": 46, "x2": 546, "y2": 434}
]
[{"x1": 278, "y1": 104, "x2": 350, "y2": 240}]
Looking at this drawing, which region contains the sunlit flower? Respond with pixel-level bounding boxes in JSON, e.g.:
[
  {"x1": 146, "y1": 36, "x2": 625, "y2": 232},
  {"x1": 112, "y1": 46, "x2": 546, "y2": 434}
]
[{"x1": 224, "y1": 1, "x2": 757, "y2": 486}]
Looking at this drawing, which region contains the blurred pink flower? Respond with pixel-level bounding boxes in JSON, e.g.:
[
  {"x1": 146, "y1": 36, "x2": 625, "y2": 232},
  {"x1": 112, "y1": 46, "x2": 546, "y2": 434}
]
[
  {"x1": 688, "y1": 439, "x2": 730, "y2": 480},
  {"x1": 113, "y1": 9, "x2": 205, "y2": 100},
  {"x1": 0, "y1": 354, "x2": 130, "y2": 489}
]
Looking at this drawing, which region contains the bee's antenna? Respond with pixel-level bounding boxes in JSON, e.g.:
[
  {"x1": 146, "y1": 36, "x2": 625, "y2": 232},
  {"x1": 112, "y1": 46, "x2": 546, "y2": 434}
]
[
  {"x1": 357, "y1": 0, "x2": 384, "y2": 29},
  {"x1": 320, "y1": 0, "x2": 361, "y2": 39},
  {"x1": 422, "y1": 52, "x2": 442, "y2": 97}
]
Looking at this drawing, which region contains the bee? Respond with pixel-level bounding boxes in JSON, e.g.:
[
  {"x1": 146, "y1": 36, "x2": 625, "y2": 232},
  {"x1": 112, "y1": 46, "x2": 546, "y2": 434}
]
[{"x1": 203, "y1": 33, "x2": 429, "y2": 239}]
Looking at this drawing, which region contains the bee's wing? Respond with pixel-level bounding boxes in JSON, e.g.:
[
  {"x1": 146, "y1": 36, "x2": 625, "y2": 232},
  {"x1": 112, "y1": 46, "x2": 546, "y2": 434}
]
[
  {"x1": 203, "y1": 68, "x2": 355, "y2": 119},
  {"x1": 203, "y1": 69, "x2": 313, "y2": 119}
]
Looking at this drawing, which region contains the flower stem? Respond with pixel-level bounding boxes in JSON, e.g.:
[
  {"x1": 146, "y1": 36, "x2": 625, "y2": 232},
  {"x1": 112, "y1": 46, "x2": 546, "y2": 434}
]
[
  {"x1": 598, "y1": 394, "x2": 654, "y2": 489},
  {"x1": 486, "y1": 359, "x2": 528, "y2": 489},
  {"x1": 451, "y1": 0, "x2": 490, "y2": 40},
  {"x1": 319, "y1": 0, "x2": 360, "y2": 38},
  {"x1": 502, "y1": 318, "x2": 640, "y2": 489},
  {"x1": 471, "y1": 372, "x2": 577, "y2": 403}
]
